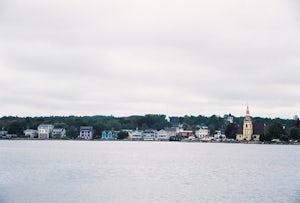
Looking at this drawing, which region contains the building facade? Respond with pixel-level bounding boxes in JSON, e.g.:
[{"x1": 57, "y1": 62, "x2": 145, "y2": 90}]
[
  {"x1": 195, "y1": 126, "x2": 210, "y2": 138},
  {"x1": 131, "y1": 130, "x2": 143, "y2": 140},
  {"x1": 156, "y1": 130, "x2": 169, "y2": 141},
  {"x1": 24, "y1": 129, "x2": 38, "y2": 138},
  {"x1": 0, "y1": 131, "x2": 8, "y2": 138},
  {"x1": 101, "y1": 131, "x2": 117, "y2": 140},
  {"x1": 79, "y1": 126, "x2": 93, "y2": 140},
  {"x1": 52, "y1": 128, "x2": 66, "y2": 139},
  {"x1": 143, "y1": 130, "x2": 157, "y2": 141},
  {"x1": 236, "y1": 106, "x2": 260, "y2": 141},
  {"x1": 38, "y1": 124, "x2": 54, "y2": 139}
]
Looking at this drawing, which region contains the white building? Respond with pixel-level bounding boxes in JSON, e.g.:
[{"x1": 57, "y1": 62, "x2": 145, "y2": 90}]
[
  {"x1": 0, "y1": 131, "x2": 8, "y2": 138},
  {"x1": 52, "y1": 128, "x2": 66, "y2": 139},
  {"x1": 156, "y1": 130, "x2": 169, "y2": 141},
  {"x1": 195, "y1": 126, "x2": 210, "y2": 138},
  {"x1": 38, "y1": 124, "x2": 54, "y2": 139},
  {"x1": 79, "y1": 126, "x2": 93, "y2": 140},
  {"x1": 214, "y1": 130, "x2": 226, "y2": 139},
  {"x1": 24, "y1": 129, "x2": 38, "y2": 138},
  {"x1": 131, "y1": 130, "x2": 143, "y2": 141},
  {"x1": 143, "y1": 130, "x2": 157, "y2": 141}
]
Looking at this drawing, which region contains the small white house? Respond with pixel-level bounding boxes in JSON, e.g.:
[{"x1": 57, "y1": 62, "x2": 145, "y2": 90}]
[
  {"x1": 38, "y1": 124, "x2": 54, "y2": 139},
  {"x1": 214, "y1": 130, "x2": 226, "y2": 139},
  {"x1": 24, "y1": 129, "x2": 38, "y2": 138},
  {"x1": 52, "y1": 128, "x2": 66, "y2": 139}
]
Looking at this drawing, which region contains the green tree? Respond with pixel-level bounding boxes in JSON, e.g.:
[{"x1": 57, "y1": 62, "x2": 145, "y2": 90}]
[
  {"x1": 66, "y1": 126, "x2": 78, "y2": 139},
  {"x1": 225, "y1": 123, "x2": 238, "y2": 139},
  {"x1": 267, "y1": 122, "x2": 285, "y2": 140},
  {"x1": 8, "y1": 121, "x2": 24, "y2": 136},
  {"x1": 290, "y1": 128, "x2": 300, "y2": 140},
  {"x1": 106, "y1": 120, "x2": 122, "y2": 131},
  {"x1": 53, "y1": 122, "x2": 68, "y2": 129},
  {"x1": 117, "y1": 131, "x2": 129, "y2": 140}
]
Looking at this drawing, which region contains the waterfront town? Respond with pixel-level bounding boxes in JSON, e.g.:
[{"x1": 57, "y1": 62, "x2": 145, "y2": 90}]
[{"x1": 0, "y1": 106, "x2": 299, "y2": 144}]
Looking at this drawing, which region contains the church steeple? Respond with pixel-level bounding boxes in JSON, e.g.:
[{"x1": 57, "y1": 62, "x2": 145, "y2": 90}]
[
  {"x1": 246, "y1": 105, "x2": 250, "y2": 116},
  {"x1": 236, "y1": 105, "x2": 260, "y2": 141}
]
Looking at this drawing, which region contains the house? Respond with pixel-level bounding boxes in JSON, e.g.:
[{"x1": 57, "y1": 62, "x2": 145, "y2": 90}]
[
  {"x1": 213, "y1": 130, "x2": 226, "y2": 139},
  {"x1": 195, "y1": 126, "x2": 210, "y2": 138},
  {"x1": 101, "y1": 130, "x2": 117, "y2": 140},
  {"x1": 175, "y1": 124, "x2": 193, "y2": 138},
  {"x1": 236, "y1": 106, "x2": 261, "y2": 141},
  {"x1": 24, "y1": 129, "x2": 38, "y2": 138},
  {"x1": 143, "y1": 130, "x2": 157, "y2": 141},
  {"x1": 178, "y1": 130, "x2": 193, "y2": 138},
  {"x1": 79, "y1": 126, "x2": 93, "y2": 140},
  {"x1": 0, "y1": 131, "x2": 8, "y2": 138},
  {"x1": 38, "y1": 124, "x2": 54, "y2": 139},
  {"x1": 156, "y1": 130, "x2": 169, "y2": 141},
  {"x1": 52, "y1": 128, "x2": 66, "y2": 139},
  {"x1": 131, "y1": 130, "x2": 143, "y2": 141}
]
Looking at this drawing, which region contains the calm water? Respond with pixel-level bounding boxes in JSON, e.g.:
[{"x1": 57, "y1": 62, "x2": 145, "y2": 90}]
[{"x1": 0, "y1": 141, "x2": 299, "y2": 203}]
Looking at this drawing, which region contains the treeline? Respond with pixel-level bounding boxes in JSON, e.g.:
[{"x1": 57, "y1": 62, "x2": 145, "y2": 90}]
[{"x1": 0, "y1": 114, "x2": 299, "y2": 141}]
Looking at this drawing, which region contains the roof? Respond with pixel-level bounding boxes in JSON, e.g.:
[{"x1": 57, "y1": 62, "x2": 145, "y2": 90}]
[{"x1": 80, "y1": 126, "x2": 93, "y2": 130}]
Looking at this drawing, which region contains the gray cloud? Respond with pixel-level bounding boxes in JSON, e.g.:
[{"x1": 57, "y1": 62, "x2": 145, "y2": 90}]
[{"x1": 0, "y1": 0, "x2": 299, "y2": 118}]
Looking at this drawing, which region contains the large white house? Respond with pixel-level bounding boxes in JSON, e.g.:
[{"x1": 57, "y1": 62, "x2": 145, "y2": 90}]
[
  {"x1": 79, "y1": 126, "x2": 93, "y2": 140},
  {"x1": 131, "y1": 130, "x2": 143, "y2": 140},
  {"x1": 195, "y1": 126, "x2": 210, "y2": 138},
  {"x1": 38, "y1": 124, "x2": 54, "y2": 139},
  {"x1": 143, "y1": 130, "x2": 157, "y2": 141},
  {"x1": 156, "y1": 130, "x2": 169, "y2": 141}
]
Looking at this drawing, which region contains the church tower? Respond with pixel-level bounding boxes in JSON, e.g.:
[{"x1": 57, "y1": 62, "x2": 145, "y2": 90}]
[{"x1": 242, "y1": 105, "x2": 253, "y2": 140}]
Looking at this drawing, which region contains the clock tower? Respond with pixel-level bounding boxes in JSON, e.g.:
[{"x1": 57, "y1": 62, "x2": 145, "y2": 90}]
[{"x1": 242, "y1": 105, "x2": 253, "y2": 140}]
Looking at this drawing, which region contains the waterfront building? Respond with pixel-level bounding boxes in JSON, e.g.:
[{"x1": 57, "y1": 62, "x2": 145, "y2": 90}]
[
  {"x1": 131, "y1": 130, "x2": 143, "y2": 141},
  {"x1": 175, "y1": 124, "x2": 193, "y2": 138},
  {"x1": 79, "y1": 126, "x2": 93, "y2": 140},
  {"x1": 178, "y1": 130, "x2": 193, "y2": 138},
  {"x1": 143, "y1": 130, "x2": 157, "y2": 141},
  {"x1": 195, "y1": 126, "x2": 210, "y2": 138},
  {"x1": 24, "y1": 129, "x2": 38, "y2": 138},
  {"x1": 38, "y1": 124, "x2": 54, "y2": 139},
  {"x1": 0, "y1": 131, "x2": 8, "y2": 138},
  {"x1": 52, "y1": 128, "x2": 66, "y2": 139},
  {"x1": 213, "y1": 130, "x2": 226, "y2": 139},
  {"x1": 101, "y1": 131, "x2": 117, "y2": 140},
  {"x1": 156, "y1": 130, "x2": 169, "y2": 141},
  {"x1": 236, "y1": 106, "x2": 260, "y2": 141}
]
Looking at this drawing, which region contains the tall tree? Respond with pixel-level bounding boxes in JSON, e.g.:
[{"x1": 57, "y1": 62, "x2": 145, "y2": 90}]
[
  {"x1": 267, "y1": 122, "x2": 285, "y2": 140},
  {"x1": 225, "y1": 123, "x2": 238, "y2": 139}
]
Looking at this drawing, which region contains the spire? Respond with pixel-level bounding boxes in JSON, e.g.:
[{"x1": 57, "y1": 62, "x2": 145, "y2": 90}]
[{"x1": 246, "y1": 105, "x2": 250, "y2": 115}]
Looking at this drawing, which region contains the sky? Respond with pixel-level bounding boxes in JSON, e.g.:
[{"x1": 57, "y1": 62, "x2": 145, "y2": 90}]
[{"x1": 0, "y1": 0, "x2": 300, "y2": 118}]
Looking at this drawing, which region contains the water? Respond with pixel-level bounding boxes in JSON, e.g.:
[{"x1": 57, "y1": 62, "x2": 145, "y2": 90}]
[{"x1": 0, "y1": 141, "x2": 299, "y2": 203}]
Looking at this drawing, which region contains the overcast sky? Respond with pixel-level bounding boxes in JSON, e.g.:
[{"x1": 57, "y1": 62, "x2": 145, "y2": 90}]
[{"x1": 0, "y1": 0, "x2": 300, "y2": 118}]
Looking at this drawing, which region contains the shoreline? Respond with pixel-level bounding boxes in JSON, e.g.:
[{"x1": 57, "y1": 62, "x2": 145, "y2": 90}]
[{"x1": 1, "y1": 138, "x2": 299, "y2": 145}]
